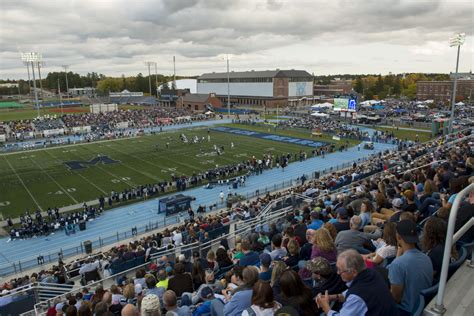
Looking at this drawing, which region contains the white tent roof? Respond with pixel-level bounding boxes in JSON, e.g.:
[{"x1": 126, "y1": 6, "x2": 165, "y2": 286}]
[
  {"x1": 360, "y1": 100, "x2": 379, "y2": 107},
  {"x1": 311, "y1": 102, "x2": 333, "y2": 108},
  {"x1": 311, "y1": 112, "x2": 329, "y2": 117},
  {"x1": 455, "y1": 101, "x2": 465, "y2": 106}
]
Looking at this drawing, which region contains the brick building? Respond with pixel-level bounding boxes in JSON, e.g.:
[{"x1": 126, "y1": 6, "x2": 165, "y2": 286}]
[
  {"x1": 197, "y1": 69, "x2": 313, "y2": 108},
  {"x1": 416, "y1": 79, "x2": 474, "y2": 103},
  {"x1": 176, "y1": 93, "x2": 223, "y2": 112}
]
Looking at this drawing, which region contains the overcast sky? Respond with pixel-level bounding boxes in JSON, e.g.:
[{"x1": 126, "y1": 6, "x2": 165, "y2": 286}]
[{"x1": 0, "y1": 0, "x2": 473, "y2": 80}]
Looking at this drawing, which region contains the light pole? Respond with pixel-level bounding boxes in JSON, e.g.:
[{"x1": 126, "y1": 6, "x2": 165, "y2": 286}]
[
  {"x1": 37, "y1": 61, "x2": 45, "y2": 105},
  {"x1": 154, "y1": 63, "x2": 159, "y2": 98},
  {"x1": 21, "y1": 52, "x2": 41, "y2": 117},
  {"x1": 448, "y1": 33, "x2": 465, "y2": 134},
  {"x1": 62, "y1": 65, "x2": 70, "y2": 101},
  {"x1": 23, "y1": 61, "x2": 32, "y2": 94},
  {"x1": 223, "y1": 55, "x2": 230, "y2": 117},
  {"x1": 17, "y1": 82, "x2": 21, "y2": 101},
  {"x1": 144, "y1": 61, "x2": 156, "y2": 96},
  {"x1": 58, "y1": 79, "x2": 63, "y2": 115}
]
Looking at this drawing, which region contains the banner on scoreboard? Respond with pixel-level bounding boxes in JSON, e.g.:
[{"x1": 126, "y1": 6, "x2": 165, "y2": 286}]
[{"x1": 333, "y1": 98, "x2": 357, "y2": 112}]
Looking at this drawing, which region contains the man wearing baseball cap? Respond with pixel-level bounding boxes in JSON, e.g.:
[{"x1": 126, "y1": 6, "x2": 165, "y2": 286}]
[
  {"x1": 306, "y1": 257, "x2": 345, "y2": 297},
  {"x1": 192, "y1": 286, "x2": 215, "y2": 316},
  {"x1": 388, "y1": 220, "x2": 433, "y2": 315}
]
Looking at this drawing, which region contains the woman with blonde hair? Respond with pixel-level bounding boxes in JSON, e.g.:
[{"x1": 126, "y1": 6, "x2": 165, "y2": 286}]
[
  {"x1": 206, "y1": 250, "x2": 219, "y2": 271},
  {"x1": 311, "y1": 228, "x2": 337, "y2": 263},
  {"x1": 122, "y1": 283, "x2": 137, "y2": 305},
  {"x1": 270, "y1": 261, "x2": 287, "y2": 298},
  {"x1": 283, "y1": 239, "x2": 301, "y2": 268},
  {"x1": 420, "y1": 179, "x2": 438, "y2": 203},
  {"x1": 232, "y1": 243, "x2": 244, "y2": 263}
]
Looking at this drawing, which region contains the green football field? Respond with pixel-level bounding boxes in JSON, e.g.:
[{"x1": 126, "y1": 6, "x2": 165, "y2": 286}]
[{"x1": 0, "y1": 124, "x2": 333, "y2": 218}]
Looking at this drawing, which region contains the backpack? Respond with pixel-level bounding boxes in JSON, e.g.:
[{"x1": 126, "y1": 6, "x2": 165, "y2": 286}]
[{"x1": 245, "y1": 307, "x2": 257, "y2": 316}]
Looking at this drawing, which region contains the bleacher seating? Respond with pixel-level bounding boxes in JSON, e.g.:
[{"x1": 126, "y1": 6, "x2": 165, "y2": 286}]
[{"x1": 1, "y1": 129, "x2": 471, "y2": 316}]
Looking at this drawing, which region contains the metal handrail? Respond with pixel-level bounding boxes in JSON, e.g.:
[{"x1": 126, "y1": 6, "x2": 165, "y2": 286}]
[{"x1": 429, "y1": 183, "x2": 474, "y2": 315}]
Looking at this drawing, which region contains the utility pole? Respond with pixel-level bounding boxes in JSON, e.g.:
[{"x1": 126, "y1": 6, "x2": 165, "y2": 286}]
[
  {"x1": 173, "y1": 56, "x2": 177, "y2": 90},
  {"x1": 62, "y1": 65, "x2": 70, "y2": 101},
  {"x1": 154, "y1": 63, "x2": 159, "y2": 98},
  {"x1": 144, "y1": 61, "x2": 155, "y2": 96},
  {"x1": 226, "y1": 55, "x2": 230, "y2": 117},
  {"x1": 37, "y1": 61, "x2": 45, "y2": 105},
  {"x1": 58, "y1": 79, "x2": 63, "y2": 115}
]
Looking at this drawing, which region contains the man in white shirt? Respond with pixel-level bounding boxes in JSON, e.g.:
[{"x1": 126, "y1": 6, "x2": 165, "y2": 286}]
[
  {"x1": 172, "y1": 230, "x2": 183, "y2": 246},
  {"x1": 79, "y1": 258, "x2": 100, "y2": 275}
]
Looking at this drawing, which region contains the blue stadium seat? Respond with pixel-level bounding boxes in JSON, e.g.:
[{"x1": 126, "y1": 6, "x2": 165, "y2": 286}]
[{"x1": 448, "y1": 246, "x2": 467, "y2": 279}]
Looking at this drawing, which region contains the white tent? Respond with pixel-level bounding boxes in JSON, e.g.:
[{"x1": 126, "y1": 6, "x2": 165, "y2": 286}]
[
  {"x1": 311, "y1": 102, "x2": 333, "y2": 108},
  {"x1": 204, "y1": 111, "x2": 214, "y2": 115},
  {"x1": 311, "y1": 112, "x2": 329, "y2": 117},
  {"x1": 455, "y1": 101, "x2": 465, "y2": 106}
]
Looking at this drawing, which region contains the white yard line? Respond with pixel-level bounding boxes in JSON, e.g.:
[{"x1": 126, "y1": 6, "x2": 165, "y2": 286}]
[
  {"x1": 43, "y1": 150, "x2": 108, "y2": 196},
  {"x1": 75, "y1": 145, "x2": 138, "y2": 187},
  {"x1": 3, "y1": 156, "x2": 43, "y2": 211}
]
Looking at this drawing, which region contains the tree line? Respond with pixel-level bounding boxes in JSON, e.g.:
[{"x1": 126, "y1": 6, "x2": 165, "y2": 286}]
[
  {"x1": 1, "y1": 72, "x2": 450, "y2": 100},
  {"x1": 314, "y1": 73, "x2": 450, "y2": 100}
]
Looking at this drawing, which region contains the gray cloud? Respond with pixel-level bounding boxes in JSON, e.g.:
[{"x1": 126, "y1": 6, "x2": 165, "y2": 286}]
[{"x1": 0, "y1": 0, "x2": 472, "y2": 79}]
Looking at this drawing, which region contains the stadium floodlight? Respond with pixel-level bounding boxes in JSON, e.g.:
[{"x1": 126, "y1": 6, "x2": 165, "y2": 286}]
[
  {"x1": 21, "y1": 52, "x2": 42, "y2": 117},
  {"x1": 221, "y1": 55, "x2": 231, "y2": 117},
  {"x1": 449, "y1": 33, "x2": 466, "y2": 47},
  {"x1": 62, "y1": 65, "x2": 70, "y2": 100},
  {"x1": 447, "y1": 33, "x2": 466, "y2": 134},
  {"x1": 145, "y1": 61, "x2": 156, "y2": 97}
]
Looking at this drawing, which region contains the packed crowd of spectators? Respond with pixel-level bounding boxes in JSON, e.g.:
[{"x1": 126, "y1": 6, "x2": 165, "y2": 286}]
[
  {"x1": 1, "y1": 128, "x2": 471, "y2": 316},
  {"x1": 33, "y1": 116, "x2": 66, "y2": 131},
  {"x1": 277, "y1": 117, "x2": 371, "y2": 140},
  {"x1": 0, "y1": 107, "x2": 204, "y2": 142},
  {"x1": 357, "y1": 99, "x2": 474, "y2": 125},
  {"x1": 6, "y1": 205, "x2": 102, "y2": 240}
]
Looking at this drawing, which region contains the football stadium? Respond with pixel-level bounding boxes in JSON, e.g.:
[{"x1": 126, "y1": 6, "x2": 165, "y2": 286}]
[{"x1": 0, "y1": 2, "x2": 473, "y2": 316}]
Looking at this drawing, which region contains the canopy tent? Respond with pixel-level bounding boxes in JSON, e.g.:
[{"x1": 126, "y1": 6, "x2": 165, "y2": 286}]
[
  {"x1": 311, "y1": 112, "x2": 329, "y2": 117},
  {"x1": 455, "y1": 101, "x2": 465, "y2": 106},
  {"x1": 360, "y1": 100, "x2": 380, "y2": 107},
  {"x1": 204, "y1": 111, "x2": 214, "y2": 115},
  {"x1": 416, "y1": 104, "x2": 427, "y2": 108},
  {"x1": 311, "y1": 102, "x2": 333, "y2": 108}
]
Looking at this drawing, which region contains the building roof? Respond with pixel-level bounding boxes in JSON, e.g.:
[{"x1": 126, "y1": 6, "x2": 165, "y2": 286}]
[
  {"x1": 181, "y1": 93, "x2": 210, "y2": 103},
  {"x1": 158, "y1": 79, "x2": 197, "y2": 93},
  {"x1": 198, "y1": 69, "x2": 312, "y2": 80}
]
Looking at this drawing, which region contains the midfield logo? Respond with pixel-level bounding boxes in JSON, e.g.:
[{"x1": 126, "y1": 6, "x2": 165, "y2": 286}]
[{"x1": 65, "y1": 155, "x2": 120, "y2": 170}]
